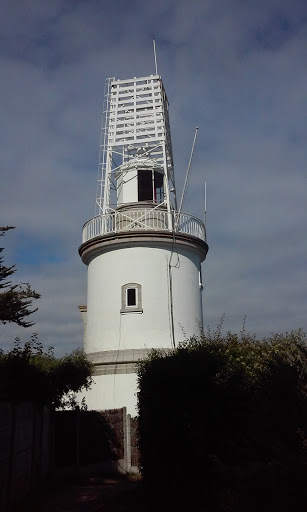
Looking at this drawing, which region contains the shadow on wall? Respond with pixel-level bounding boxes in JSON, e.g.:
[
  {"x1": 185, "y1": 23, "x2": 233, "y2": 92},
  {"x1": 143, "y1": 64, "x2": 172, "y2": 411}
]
[{"x1": 54, "y1": 408, "x2": 139, "y2": 473}]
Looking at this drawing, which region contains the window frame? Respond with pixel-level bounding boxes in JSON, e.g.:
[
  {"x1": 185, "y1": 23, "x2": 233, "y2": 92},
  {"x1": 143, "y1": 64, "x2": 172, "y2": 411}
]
[{"x1": 121, "y1": 283, "x2": 143, "y2": 314}]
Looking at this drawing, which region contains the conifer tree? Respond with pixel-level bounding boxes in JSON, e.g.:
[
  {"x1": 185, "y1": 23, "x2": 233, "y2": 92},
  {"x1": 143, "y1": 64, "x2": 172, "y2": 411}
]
[{"x1": 0, "y1": 227, "x2": 40, "y2": 327}]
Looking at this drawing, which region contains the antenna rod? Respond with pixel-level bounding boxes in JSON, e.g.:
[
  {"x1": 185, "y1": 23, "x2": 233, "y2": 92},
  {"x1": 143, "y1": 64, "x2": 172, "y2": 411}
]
[
  {"x1": 153, "y1": 36, "x2": 158, "y2": 75},
  {"x1": 177, "y1": 127, "x2": 199, "y2": 220},
  {"x1": 204, "y1": 181, "x2": 207, "y2": 226}
]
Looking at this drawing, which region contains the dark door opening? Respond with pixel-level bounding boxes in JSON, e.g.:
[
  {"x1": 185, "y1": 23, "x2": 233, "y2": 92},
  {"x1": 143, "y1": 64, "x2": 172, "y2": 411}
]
[
  {"x1": 138, "y1": 169, "x2": 164, "y2": 202},
  {"x1": 138, "y1": 169, "x2": 152, "y2": 201}
]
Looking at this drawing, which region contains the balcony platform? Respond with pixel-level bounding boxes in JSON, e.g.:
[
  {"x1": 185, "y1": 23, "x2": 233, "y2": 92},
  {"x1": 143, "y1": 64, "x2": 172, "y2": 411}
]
[{"x1": 82, "y1": 204, "x2": 206, "y2": 245}]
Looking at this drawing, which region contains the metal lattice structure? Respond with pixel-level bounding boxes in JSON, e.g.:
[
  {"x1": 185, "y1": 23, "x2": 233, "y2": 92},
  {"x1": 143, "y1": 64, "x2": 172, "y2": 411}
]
[{"x1": 96, "y1": 75, "x2": 177, "y2": 215}]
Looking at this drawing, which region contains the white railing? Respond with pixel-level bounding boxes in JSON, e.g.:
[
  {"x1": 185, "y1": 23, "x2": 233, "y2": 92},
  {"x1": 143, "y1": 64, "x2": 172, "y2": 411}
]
[{"x1": 82, "y1": 209, "x2": 206, "y2": 244}]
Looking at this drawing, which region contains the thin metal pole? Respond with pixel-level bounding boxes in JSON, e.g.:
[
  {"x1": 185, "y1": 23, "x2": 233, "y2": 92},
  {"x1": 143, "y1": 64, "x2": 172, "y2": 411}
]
[
  {"x1": 153, "y1": 36, "x2": 158, "y2": 75},
  {"x1": 204, "y1": 181, "x2": 207, "y2": 226},
  {"x1": 177, "y1": 127, "x2": 199, "y2": 220}
]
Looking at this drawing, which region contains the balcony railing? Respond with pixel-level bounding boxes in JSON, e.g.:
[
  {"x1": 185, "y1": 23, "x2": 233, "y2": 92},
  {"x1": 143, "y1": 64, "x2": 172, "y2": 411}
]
[{"x1": 82, "y1": 208, "x2": 206, "y2": 244}]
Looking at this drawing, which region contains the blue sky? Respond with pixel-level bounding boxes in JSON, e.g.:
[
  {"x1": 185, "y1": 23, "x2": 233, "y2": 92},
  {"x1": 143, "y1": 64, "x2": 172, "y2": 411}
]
[{"x1": 1, "y1": 0, "x2": 306, "y2": 355}]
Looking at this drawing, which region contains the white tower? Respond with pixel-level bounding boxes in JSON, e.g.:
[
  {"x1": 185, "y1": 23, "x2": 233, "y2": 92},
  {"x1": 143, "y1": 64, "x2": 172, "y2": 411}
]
[{"x1": 79, "y1": 74, "x2": 208, "y2": 414}]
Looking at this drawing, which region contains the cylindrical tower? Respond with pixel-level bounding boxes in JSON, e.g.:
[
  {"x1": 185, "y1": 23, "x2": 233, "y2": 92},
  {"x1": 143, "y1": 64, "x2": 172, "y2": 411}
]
[{"x1": 78, "y1": 75, "x2": 208, "y2": 414}]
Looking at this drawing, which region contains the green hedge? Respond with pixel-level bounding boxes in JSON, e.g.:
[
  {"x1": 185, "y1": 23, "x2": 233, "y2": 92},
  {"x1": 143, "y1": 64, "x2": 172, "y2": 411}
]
[{"x1": 137, "y1": 329, "x2": 307, "y2": 509}]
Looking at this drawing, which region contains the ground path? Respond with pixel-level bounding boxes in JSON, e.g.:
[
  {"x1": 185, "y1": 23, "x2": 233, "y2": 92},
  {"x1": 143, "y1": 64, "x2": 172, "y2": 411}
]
[{"x1": 14, "y1": 474, "x2": 144, "y2": 512}]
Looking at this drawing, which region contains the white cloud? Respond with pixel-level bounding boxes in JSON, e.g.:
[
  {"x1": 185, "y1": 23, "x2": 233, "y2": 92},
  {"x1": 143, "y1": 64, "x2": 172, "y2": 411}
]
[{"x1": 1, "y1": 0, "x2": 306, "y2": 355}]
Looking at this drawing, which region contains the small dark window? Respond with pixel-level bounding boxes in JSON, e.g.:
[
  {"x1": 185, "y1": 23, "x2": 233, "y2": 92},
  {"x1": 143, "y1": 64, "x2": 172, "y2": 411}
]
[
  {"x1": 127, "y1": 288, "x2": 136, "y2": 306},
  {"x1": 121, "y1": 283, "x2": 143, "y2": 314}
]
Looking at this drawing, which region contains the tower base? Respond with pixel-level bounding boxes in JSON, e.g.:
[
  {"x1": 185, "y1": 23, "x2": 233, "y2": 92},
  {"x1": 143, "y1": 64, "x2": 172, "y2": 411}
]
[{"x1": 78, "y1": 372, "x2": 138, "y2": 416}]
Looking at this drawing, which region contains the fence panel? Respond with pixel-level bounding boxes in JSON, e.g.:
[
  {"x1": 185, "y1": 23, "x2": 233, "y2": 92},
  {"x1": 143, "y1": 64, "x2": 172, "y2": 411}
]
[{"x1": 0, "y1": 402, "x2": 51, "y2": 511}]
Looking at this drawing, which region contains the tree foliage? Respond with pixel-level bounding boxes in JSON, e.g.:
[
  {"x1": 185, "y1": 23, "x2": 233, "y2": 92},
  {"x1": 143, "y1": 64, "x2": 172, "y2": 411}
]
[
  {"x1": 0, "y1": 334, "x2": 93, "y2": 408},
  {"x1": 0, "y1": 227, "x2": 40, "y2": 327},
  {"x1": 137, "y1": 328, "x2": 307, "y2": 509}
]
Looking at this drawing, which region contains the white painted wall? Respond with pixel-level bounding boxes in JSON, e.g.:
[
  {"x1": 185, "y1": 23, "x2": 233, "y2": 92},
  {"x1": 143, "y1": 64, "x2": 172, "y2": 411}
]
[
  {"x1": 85, "y1": 243, "x2": 203, "y2": 355},
  {"x1": 78, "y1": 373, "x2": 138, "y2": 416},
  {"x1": 117, "y1": 169, "x2": 138, "y2": 205}
]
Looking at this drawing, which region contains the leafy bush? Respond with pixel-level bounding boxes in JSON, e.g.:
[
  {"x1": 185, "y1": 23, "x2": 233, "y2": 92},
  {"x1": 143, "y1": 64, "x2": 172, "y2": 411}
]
[
  {"x1": 0, "y1": 334, "x2": 93, "y2": 408},
  {"x1": 137, "y1": 328, "x2": 307, "y2": 508}
]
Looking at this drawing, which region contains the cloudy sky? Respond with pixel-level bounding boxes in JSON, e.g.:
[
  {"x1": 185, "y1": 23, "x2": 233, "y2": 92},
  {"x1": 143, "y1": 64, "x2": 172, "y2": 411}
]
[{"x1": 1, "y1": 0, "x2": 306, "y2": 355}]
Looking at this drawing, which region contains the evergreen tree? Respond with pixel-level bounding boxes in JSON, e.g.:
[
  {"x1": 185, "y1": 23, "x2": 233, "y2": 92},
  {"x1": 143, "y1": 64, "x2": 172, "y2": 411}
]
[{"x1": 0, "y1": 227, "x2": 40, "y2": 327}]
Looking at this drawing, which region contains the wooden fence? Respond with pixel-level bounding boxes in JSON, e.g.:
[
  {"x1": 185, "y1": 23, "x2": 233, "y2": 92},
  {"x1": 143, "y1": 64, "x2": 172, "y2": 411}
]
[
  {"x1": 0, "y1": 402, "x2": 51, "y2": 511},
  {"x1": 0, "y1": 404, "x2": 139, "y2": 510}
]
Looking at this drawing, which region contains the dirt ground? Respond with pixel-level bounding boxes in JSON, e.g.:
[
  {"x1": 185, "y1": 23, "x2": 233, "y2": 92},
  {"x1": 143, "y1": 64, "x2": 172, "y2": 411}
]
[{"x1": 13, "y1": 474, "x2": 144, "y2": 512}]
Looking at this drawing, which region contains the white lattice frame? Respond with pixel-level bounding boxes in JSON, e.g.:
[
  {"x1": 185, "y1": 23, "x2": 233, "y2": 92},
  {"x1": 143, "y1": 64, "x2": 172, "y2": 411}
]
[{"x1": 96, "y1": 75, "x2": 177, "y2": 215}]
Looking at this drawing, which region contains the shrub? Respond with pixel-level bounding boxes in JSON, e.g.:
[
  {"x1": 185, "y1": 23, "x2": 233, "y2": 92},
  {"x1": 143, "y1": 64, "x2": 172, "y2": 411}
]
[
  {"x1": 137, "y1": 329, "x2": 307, "y2": 508},
  {"x1": 0, "y1": 334, "x2": 93, "y2": 408}
]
